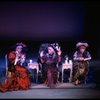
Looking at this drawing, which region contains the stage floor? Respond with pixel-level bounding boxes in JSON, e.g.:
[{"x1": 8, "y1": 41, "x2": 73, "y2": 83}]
[
  {"x1": 0, "y1": 83, "x2": 100, "y2": 99},
  {"x1": 30, "y1": 83, "x2": 96, "y2": 89},
  {"x1": 0, "y1": 59, "x2": 100, "y2": 99}
]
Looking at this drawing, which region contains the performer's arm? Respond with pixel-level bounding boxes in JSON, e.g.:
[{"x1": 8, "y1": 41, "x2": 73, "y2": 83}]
[
  {"x1": 73, "y1": 51, "x2": 79, "y2": 61},
  {"x1": 84, "y1": 51, "x2": 92, "y2": 61},
  {"x1": 57, "y1": 49, "x2": 62, "y2": 63},
  {"x1": 8, "y1": 51, "x2": 16, "y2": 73},
  {"x1": 73, "y1": 51, "x2": 84, "y2": 61},
  {"x1": 40, "y1": 51, "x2": 47, "y2": 64},
  {"x1": 84, "y1": 57, "x2": 91, "y2": 61},
  {"x1": 6, "y1": 52, "x2": 15, "y2": 78}
]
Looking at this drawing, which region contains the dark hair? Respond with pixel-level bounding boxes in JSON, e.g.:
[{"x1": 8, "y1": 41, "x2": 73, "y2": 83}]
[
  {"x1": 16, "y1": 43, "x2": 27, "y2": 53},
  {"x1": 47, "y1": 44, "x2": 58, "y2": 55}
]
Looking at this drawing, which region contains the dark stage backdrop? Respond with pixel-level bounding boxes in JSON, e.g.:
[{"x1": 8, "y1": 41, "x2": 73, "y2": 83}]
[
  {"x1": 0, "y1": 1, "x2": 100, "y2": 61},
  {"x1": 0, "y1": 2, "x2": 85, "y2": 40}
]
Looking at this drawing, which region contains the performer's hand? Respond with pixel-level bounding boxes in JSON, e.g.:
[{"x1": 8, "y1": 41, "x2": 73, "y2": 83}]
[
  {"x1": 57, "y1": 50, "x2": 62, "y2": 56},
  {"x1": 84, "y1": 59, "x2": 86, "y2": 61},
  {"x1": 79, "y1": 57, "x2": 84, "y2": 61},
  {"x1": 7, "y1": 71, "x2": 11, "y2": 78},
  {"x1": 14, "y1": 57, "x2": 19, "y2": 65},
  {"x1": 40, "y1": 51, "x2": 44, "y2": 57}
]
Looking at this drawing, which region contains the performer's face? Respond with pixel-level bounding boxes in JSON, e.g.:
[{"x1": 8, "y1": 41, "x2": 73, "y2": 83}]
[
  {"x1": 79, "y1": 46, "x2": 86, "y2": 53},
  {"x1": 48, "y1": 47, "x2": 54, "y2": 54},
  {"x1": 16, "y1": 48, "x2": 22, "y2": 53}
]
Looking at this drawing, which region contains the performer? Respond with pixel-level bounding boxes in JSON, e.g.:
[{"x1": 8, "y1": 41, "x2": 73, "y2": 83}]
[
  {"x1": 52, "y1": 43, "x2": 62, "y2": 82},
  {"x1": 72, "y1": 42, "x2": 91, "y2": 85},
  {"x1": 39, "y1": 44, "x2": 61, "y2": 88},
  {"x1": 38, "y1": 43, "x2": 48, "y2": 84},
  {"x1": 0, "y1": 43, "x2": 31, "y2": 92}
]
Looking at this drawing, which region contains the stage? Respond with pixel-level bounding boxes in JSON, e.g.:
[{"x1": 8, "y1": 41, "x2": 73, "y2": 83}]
[
  {"x1": 0, "y1": 83, "x2": 99, "y2": 99},
  {"x1": 0, "y1": 1, "x2": 100, "y2": 99},
  {"x1": 30, "y1": 83, "x2": 96, "y2": 89},
  {"x1": 0, "y1": 59, "x2": 100, "y2": 99}
]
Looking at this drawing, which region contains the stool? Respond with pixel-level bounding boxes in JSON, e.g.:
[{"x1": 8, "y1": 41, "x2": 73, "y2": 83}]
[
  {"x1": 62, "y1": 60, "x2": 73, "y2": 83},
  {"x1": 28, "y1": 61, "x2": 39, "y2": 83}
]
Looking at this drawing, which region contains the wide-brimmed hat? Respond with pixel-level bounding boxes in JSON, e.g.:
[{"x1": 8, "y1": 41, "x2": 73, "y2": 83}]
[{"x1": 76, "y1": 42, "x2": 88, "y2": 48}]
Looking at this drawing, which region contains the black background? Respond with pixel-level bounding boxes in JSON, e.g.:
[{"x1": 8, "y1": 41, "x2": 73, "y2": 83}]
[{"x1": 0, "y1": 1, "x2": 100, "y2": 60}]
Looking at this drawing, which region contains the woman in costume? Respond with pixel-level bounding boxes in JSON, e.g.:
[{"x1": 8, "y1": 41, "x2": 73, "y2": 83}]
[
  {"x1": 39, "y1": 44, "x2": 61, "y2": 88},
  {"x1": 0, "y1": 43, "x2": 31, "y2": 92},
  {"x1": 37, "y1": 43, "x2": 48, "y2": 84},
  {"x1": 72, "y1": 42, "x2": 91, "y2": 85}
]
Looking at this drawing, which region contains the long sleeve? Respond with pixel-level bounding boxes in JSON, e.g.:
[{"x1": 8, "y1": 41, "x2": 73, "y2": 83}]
[
  {"x1": 8, "y1": 51, "x2": 16, "y2": 72},
  {"x1": 86, "y1": 51, "x2": 91, "y2": 58},
  {"x1": 58, "y1": 55, "x2": 62, "y2": 63},
  {"x1": 73, "y1": 51, "x2": 79, "y2": 61},
  {"x1": 84, "y1": 51, "x2": 91, "y2": 61}
]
